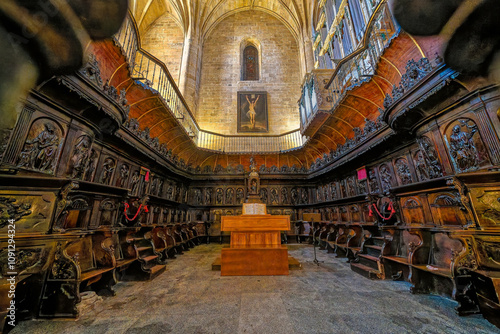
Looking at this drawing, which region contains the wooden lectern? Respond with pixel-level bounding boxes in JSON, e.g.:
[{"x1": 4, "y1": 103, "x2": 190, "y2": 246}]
[{"x1": 221, "y1": 203, "x2": 290, "y2": 276}]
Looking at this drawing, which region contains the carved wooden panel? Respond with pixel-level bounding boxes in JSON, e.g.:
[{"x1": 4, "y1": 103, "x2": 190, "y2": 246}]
[
  {"x1": 401, "y1": 196, "x2": 426, "y2": 226},
  {"x1": 474, "y1": 236, "x2": 500, "y2": 271},
  {"x1": 16, "y1": 118, "x2": 66, "y2": 175},
  {"x1": 0, "y1": 191, "x2": 56, "y2": 233},
  {"x1": 394, "y1": 157, "x2": 413, "y2": 185},
  {"x1": 415, "y1": 136, "x2": 444, "y2": 181},
  {"x1": 469, "y1": 187, "x2": 500, "y2": 228},
  {"x1": 350, "y1": 205, "x2": 361, "y2": 222},
  {"x1": 378, "y1": 163, "x2": 394, "y2": 193},
  {"x1": 65, "y1": 237, "x2": 94, "y2": 273},
  {"x1": 429, "y1": 192, "x2": 468, "y2": 227},
  {"x1": 443, "y1": 118, "x2": 491, "y2": 173},
  {"x1": 339, "y1": 206, "x2": 348, "y2": 222},
  {"x1": 361, "y1": 203, "x2": 375, "y2": 223},
  {"x1": 62, "y1": 195, "x2": 92, "y2": 229},
  {"x1": 430, "y1": 233, "x2": 463, "y2": 269}
]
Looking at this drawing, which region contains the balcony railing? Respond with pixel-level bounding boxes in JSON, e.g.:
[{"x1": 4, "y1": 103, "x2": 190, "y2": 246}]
[
  {"x1": 327, "y1": 1, "x2": 398, "y2": 107},
  {"x1": 300, "y1": 1, "x2": 398, "y2": 131},
  {"x1": 113, "y1": 13, "x2": 305, "y2": 154},
  {"x1": 197, "y1": 130, "x2": 306, "y2": 154}
]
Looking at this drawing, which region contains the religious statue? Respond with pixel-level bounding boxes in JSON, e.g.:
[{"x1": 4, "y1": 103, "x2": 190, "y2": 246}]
[
  {"x1": 216, "y1": 188, "x2": 224, "y2": 205},
  {"x1": 236, "y1": 188, "x2": 244, "y2": 204},
  {"x1": 330, "y1": 183, "x2": 337, "y2": 200},
  {"x1": 270, "y1": 188, "x2": 279, "y2": 205},
  {"x1": 18, "y1": 122, "x2": 60, "y2": 174},
  {"x1": 250, "y1": 179, "x2": 257, "y2": 194},
  {"x1": 166, "y1": 184, "x2": 173, "y2": 200},
  {"x1": 379, "y1": 164, "x2": 392, "y2": 192},
  {"x1": 130, "y1": 171, "x2": 141, "y2": 196},
  {"x1": 368, "y1": 169, "x2": 379, "y2": 193},
  {"x1": 150, "y1": 177, "x2": 159, "y2": 195},
  {"x1": 246, "y1": 156, "x2": 262, "y2": 203},
  {"x1": 157, "y1": 178, "x2": 164, "y2": 197},
  {"x1": 395, "y1": 159, "x2": 412, "y2": 185},
  {"x1": 417, "y1": 136, "x2": 443, "y2": 179},
  {"x1": 300, "y1": 188, "x2": 308, "y2": 204},
  {"x1": 205, "y1": 188, "x2": 212, "y2": 204},
  {"x1": 260, "y1": 188, "x2": 268, "y2": 203},
  {"x1": 246, "y1": 95, "x2": 260, "y2": 129},
  {"x1": 194, "y1": 189, "x2": 202, "y2": 205},
  {"x1": 281, "y1": 187, "x2": 288, "y2": 204},
  {"x1": 291, "y1": 187, "x2": 298, "y2": 205},
  {"x1": 69, "y1": 135, "x2": 91, "y2": 179},
  {"x1": 116, "y1": 164, "x2": 129, "y2": 188},
  {"x1": 226, "y1": 188, "x2": 234, "y2": 204},
  {"x1": 84, "y1": 149, "x2": 98, "y2": 182},
  {"x1": 100, "y1": 157, "x2": 115, "y2": 185},
  {"x1": 415, "y1": 151, "x2": 430, "y2": 181},
  {"x1": 449, "y1": 123, "x2": 479, "y2": 173}
]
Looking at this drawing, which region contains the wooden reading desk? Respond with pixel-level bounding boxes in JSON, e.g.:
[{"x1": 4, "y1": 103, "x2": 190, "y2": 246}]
[{"x1": 220, "y1": 204, "x2": 290, "y2": 276}]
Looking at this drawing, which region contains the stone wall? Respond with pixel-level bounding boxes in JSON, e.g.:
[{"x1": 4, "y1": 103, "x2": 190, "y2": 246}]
[
  {"x1": 196, "y1": 10, "x2": 301, "y2": 135},
  {"x1": 141, "y1": 14, "x2": 184, "y2": 85}
]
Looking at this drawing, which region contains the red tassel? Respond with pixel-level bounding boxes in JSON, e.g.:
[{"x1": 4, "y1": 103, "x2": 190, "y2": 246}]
[
  {"x1": 388, "y1": 202, "x2": 395, "y2": 214},
  {"x1": 369, "y1": 205, "x2": 373, "y2": 217},
  {"x1": 144, "y1": 205, "x2": 149, "y2": 213}
]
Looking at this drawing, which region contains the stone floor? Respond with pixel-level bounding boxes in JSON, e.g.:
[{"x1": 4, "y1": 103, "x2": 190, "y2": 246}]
[{"x1": 11, "y1": 244, "x2": 500, "y2": 334}]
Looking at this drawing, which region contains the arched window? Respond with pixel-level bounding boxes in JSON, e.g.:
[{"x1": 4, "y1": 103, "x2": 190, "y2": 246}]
[{"x1": 242, "y1": 45, "x2": 259, "y2": 81}]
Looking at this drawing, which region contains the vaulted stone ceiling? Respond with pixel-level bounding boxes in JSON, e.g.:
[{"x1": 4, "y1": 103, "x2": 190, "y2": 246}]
[
  {"x1": 130, "y1": 0, "x2": 312, "y2": 42},
  {"x1": 117, "y1": 0, "x2": 440, "y2": 172}
]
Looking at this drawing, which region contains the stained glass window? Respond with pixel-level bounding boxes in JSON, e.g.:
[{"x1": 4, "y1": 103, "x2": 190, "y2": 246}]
[{"x1": 243, "y1": 45, "x2": 259, "y2": 81}]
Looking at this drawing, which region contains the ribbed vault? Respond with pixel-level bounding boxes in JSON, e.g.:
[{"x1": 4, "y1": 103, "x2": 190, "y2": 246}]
[{"x1": 130, "y1": 0, "x2": 309, "y2": 42}]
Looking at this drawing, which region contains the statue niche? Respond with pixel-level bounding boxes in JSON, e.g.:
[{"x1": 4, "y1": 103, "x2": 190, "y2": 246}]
[
  {"x1": 444, "y1": 119, "x2": 490, "y2": 173},
  {"x1": 246, "y1": 157, "x2": 262, "y2": 203}
]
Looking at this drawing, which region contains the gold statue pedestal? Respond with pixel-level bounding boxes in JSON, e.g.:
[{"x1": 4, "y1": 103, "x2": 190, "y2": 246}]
[{"x1": 220, "y1": 203, "x2": 290, "y2": 276}]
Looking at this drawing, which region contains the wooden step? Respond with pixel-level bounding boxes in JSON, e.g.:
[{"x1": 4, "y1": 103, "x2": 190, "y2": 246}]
[
  {"x1": 365, "y1": 244, "x2": 382, "y2": 251},
  {"x1": 211, "y1": 256, "x2": 302, "y2": 271},
  {"x1": 350, "y1": 262, "x2": 381, "y2": 279},
  {"x1": 383, "y1": 255, "x2": 409, "y2": 265},
  {"x1": 127, "y1": 237, "x2": 143, "y2": 242},
  {"x1": 358, "y1": 253, "x2": 379, "y2": 262},
  {"x1": 141, "y1": 255, "x2": 158, "y2": 262},
  {"x1": 149, "y1": 264, "x2": 165, "y2": 275}
]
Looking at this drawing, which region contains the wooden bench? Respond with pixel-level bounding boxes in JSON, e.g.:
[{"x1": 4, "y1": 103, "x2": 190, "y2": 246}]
[
  {"x1": 65, "y1": 234, "x2": 116, "y2": 296},
  {"x1": 121, "y1": 231, "x2": 166, "y2": 280}
]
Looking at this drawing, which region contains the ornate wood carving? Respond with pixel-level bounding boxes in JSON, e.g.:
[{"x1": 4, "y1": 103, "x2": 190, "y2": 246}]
[
  {"x1": 0, "y1": 196, "x2": 32, "y2": 228},
  {"x1": 379, "y1": 164, "x2": 393, "y2": 193},
  {"x1": 17, "y1": 119, "x2": 63, "y2": 174},
  {"x1": 68, "y1": 135, "x2": 92, "y2": 179},
  {"x1": 216, "y1": 188, "x2": 223, "y2": 205},
  {"x1": 225, "y1": 188, "x2": 234, "y2": 205},
  {"x1": 444, "y1": 119, "x2": 490, "y2": 174},
  {"x1": 395, "y1": 158, "x2": 413, "y2": 185}
]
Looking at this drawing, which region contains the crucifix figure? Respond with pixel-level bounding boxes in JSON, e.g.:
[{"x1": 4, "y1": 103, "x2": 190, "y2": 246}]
[{"x1": 246, "y1": 95, "x2": 260, "y2": 128}]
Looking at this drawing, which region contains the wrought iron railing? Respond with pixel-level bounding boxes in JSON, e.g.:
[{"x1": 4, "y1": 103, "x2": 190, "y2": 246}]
[
  {"x1": 326, "y1": 1, "x2": 399, "y2": 106},
  {"x1": 301, "y1": 1, "x2": 398, "y2": 131}
]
